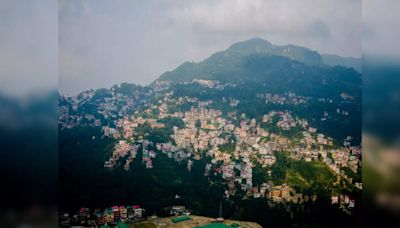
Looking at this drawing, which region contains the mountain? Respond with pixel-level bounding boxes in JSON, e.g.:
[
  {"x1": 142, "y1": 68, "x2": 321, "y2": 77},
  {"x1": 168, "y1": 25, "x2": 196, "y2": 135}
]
[
  {"x1": 322, "y1": 54, "x2": 362, "y2": 72},
  {"x1": 227, "y1": 38, "x2": 323, "y2": 65},
  {"x1": 59, "y1": 38, "x2": 362, "y2": 227},
  {"x1": 154, "y1": 38, "x2": 361, "y2": 100}
]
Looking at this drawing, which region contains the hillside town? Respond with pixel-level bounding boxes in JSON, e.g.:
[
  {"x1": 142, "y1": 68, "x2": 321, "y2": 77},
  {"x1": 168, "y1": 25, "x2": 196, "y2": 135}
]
[{"x1": 59, "y1": 81, "x2": 361, "y2": 212}]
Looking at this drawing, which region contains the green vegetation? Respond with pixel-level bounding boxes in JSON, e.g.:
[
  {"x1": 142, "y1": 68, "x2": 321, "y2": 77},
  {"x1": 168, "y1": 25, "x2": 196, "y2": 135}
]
[
  {"x1": 171, "y1": 216, "x2": 192, "y2": 223},
  {"x1": 269, "y1": 151, "x2": 289, "y2": 185},
  {"x1": 252, "y1": 163, "x2": 270, "y2": 186},
  {"x1": 290, "y1": 160, "x2": 335, "y2": 196},
  {"x1": 195, "y1": 119, "x2": 201, "y2": 128},
  {"x1": 286, "y1": 169, "x2": 310, "y2": 190},
  {"x1": 256, "y1": 151, "x2": 335, "y2": 196},
  {"x1": 59, "y1": 126, "x2": 225, "y2": 217},
  {"x1": 157, "y1": 39, "x2": 360, "y2": 102},
  {"x1": 341, "y1": 166, "x2": 361, "y2": 183},
  {"x1": 218, "y1": 143, "x2": 235, "y2": 153},
  {"x1": 135, "y1": 123, "x2": 174, "y2": 144},
  {"x1": 213, "y1": 132, "x2": 236, "y2": 154},
  {"x1": 159, "y1": 117, "x2": 185, "y2": 129}
]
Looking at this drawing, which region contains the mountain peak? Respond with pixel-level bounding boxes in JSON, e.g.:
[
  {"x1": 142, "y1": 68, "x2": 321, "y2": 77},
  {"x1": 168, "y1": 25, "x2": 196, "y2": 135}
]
[
  {"x1": 228, "y1": 38, "x2": 273, "y2": 54},
  {"x1": 227, "y1": 38, "x2": 322, "y2": 66},
  {"x1": 233, "y1": 37, "x2": 272, "y2": 45}
]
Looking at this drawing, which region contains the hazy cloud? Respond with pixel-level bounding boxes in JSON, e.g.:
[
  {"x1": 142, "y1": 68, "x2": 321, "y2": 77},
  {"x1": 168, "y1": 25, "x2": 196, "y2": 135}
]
[
  {"x1": 59, "y1": 0, "x2": 361, "y2": 95},
  {"x1": 363, "y1": 0, "x2": 400, "y2": 58},
  {"x1": 0, "y1": 0, "x2": 57, "y2": 96},
  {"x1": 308, "y1": 19, "x2": 330, "y2": 38}
]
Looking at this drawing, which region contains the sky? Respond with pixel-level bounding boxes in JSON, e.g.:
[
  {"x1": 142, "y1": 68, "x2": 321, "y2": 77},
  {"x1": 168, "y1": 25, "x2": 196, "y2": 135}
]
[
  {"x1": 363, "y1": 0, "x2": 400, "y2": 58},
  {"x1": 58, "y1": 0, "x2": 363, "y2": 95},
  {"x1": 0, "y1": 0, "x2": 365, "y2": 96},
  {"x1": 0, "y1": 0, "x2": 57, "y2": 96}
]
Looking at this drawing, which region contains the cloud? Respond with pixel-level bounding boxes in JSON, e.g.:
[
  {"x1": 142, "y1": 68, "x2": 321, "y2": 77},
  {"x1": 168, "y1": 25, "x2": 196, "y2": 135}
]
[
  {"x1": 59, "y1": 0, "x2": 361, "y2": 95},
  {"x1": 0, "y1": 0, "x2": 57, "y2": 96},
  {"x1": 168, "y1": 0, "x2": 353, "y2": 38},
  {"x1": 169, "y1": 0, "x2": 309, "y2": 34},
  {"x1": 363, "y1": 0, "x2": 400, "y2": 58},
  {"x1": 308, "y1": 19, "x2": 330, "y2": 38}
]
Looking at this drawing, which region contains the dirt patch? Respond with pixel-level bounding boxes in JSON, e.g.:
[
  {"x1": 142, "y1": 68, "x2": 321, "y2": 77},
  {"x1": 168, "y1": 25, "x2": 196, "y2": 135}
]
[{"x1": 141, "y1": 215, "x2": 262, "y2": 228}]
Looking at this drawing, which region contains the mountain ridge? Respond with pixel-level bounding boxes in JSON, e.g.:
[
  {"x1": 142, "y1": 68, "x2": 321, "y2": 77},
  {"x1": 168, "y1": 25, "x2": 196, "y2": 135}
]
[
  {"x1": 322, "y1": 54, "x2": 362, "y2": 72},
  {"x1": 152, "y1": 38, "x2": 361, "y2": 101},
  {"x1": 153, "y1": 38, "x2": 360, "y2": 86},
  {"x1": 227, "y1": 38, "x2": 323, "y2": 66}
]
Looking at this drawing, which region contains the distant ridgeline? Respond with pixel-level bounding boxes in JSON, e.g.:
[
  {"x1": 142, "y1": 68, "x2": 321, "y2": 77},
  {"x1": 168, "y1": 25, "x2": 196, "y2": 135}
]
[{"x1": 154, "y1": 38, "x2": 361, "y2": 99}]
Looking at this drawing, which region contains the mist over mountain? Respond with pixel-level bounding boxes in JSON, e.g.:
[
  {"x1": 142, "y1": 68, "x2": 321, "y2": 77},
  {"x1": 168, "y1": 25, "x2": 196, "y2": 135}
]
[{"x1": 322, "y1": 54, "x2": 361, "y2": 72}]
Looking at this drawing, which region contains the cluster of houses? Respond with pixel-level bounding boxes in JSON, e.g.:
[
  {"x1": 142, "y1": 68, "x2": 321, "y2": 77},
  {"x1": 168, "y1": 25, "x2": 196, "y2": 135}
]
[
  {"x1": 98, "y1": 95, "x2": 361, "y2": 201},
  {"x1": 104, "y1": 140, "x2": 139, "y2": 170},
  {"x1": 59, "y1": 205, "x2": 146, "y2": 227},
  {"x1": 331, "y1": 194, "x2": 356, "y2": 212},
  {"x1": 257, "y1": 92, "x2": 308, "y2": 105},
  {"x1": 59, "y1": 84, "x2": 154, "y2": 130},
  {"x1": 104, "y1": 139, "x2": 158, "y2": 170},
  {"x1": 267, "y1": 184, "x2": 317, "y2": 204},
  {"x1": 288, "y1": 127, "x2": 361, "y2": 188},
  {"x1": 187, "y1": 79, "x2": 235, "y2": 90},
  {"x1": 102, "y1": 115, "x2": 166, "y2": 140},
  {"x1": 169, "y1": 205, "x2": 192, "y2": 216},
  {"x1": 59, "y1": 83, "x2": 361, "y2": 208}
]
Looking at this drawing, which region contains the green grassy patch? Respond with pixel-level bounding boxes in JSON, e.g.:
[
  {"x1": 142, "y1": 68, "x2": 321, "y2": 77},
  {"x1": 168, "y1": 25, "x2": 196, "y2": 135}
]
[{"x1": 286, "y1": 170, "x2": 310, "y2": 191}]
